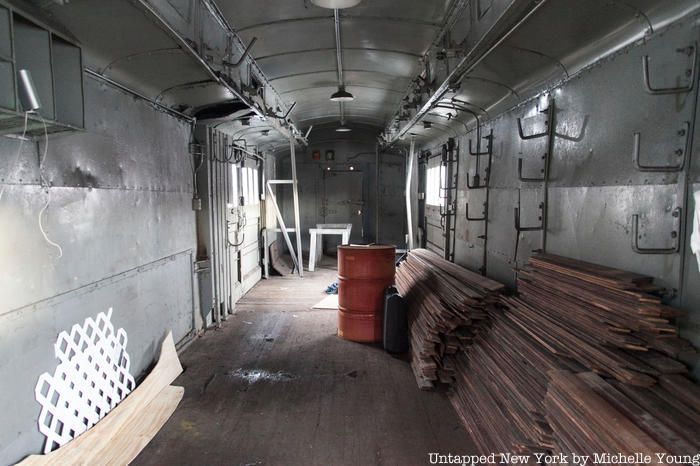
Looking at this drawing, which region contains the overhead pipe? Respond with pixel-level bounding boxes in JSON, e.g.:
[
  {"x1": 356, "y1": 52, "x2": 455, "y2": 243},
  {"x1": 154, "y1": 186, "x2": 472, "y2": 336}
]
[
  {"x1": 333, "y1": 9, "x2": 351, "y2": 127},
  {"x1": 334, "y1": 9, "x2": 346, "y2": 87},
  {"x1": 387, "y1": 0, "x2": 549, "y2": 144}
]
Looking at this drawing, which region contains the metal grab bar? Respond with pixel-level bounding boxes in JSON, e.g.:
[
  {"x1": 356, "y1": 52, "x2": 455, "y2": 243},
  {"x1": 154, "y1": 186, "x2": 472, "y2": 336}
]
[
  {"x1": 466, "y1": 202, "x2": 487, "y2": 221},
  {"x1": 632, "y1": 122, "x2": 689, "y2": 172},
  {"x1": 469, "y1": 132, "x2": 493, "y2": 156},
  {"x1": 517, "y1": 116, "x2": 548, "y2": 140},
  {"x1": 631, "y1": 207, "x2": 681, "y2": 254},
  {"x1": 554, "y1": 115, "x2": 589, "y2": 142},
  {"x1": 514, "y1": 202, "x2": 544, "y2": 232},
  {"x1": 518, "y1": 157, "x2": 545, "y2": 182},
  {"x1": 642, "y1": 45, "x2": 696, "y2": 95}
]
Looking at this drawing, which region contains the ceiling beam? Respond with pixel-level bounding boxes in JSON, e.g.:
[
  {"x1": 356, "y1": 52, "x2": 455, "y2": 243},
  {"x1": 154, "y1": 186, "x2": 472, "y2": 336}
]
[
  {"x1": 235, "y1": 14, "x2": 442, "y2": 33},
  {"x1": 268, "y1": 68, "x2": 411, "y2": 82},
  {"x1": 255, "y1": 47, "x2": 423, "y2": 62}
]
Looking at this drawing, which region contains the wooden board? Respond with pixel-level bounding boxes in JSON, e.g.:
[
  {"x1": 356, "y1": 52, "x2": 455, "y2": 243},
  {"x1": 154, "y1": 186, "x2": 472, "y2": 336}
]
[
  {"x1": 19, "y1": 333, "x2": 184, "y2": 465},
  {"x1": 269, "y1": 240, "x2": 294, "y2": 275},
  {"x1": 311, "y1": 294, "x2": 339, "y2": 310}
]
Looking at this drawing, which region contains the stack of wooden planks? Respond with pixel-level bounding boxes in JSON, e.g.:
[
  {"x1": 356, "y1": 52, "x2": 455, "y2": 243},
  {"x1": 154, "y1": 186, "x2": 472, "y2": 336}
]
[
  {"x1": 448, "y1": 308, "x2": 567, "y2": 456},
  {"x1": 514, "y1": 253, "x2": 694, "y2": 386},
  {"x1": 399, "y1": 250, "x2": 699, "y2": 458},
  {"x1": 545, "y1": 370, "x2": 700, "y2": 458},
  {"x1": 395, "y1": 249, "x2": 504, "y2": 389}
]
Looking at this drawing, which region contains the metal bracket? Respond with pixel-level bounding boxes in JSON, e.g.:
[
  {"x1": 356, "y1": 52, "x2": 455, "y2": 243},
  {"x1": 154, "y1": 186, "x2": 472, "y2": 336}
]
[
  {"x1": 188, "y1": 142, "x2": 205, "y2": 156},
  {"x1": 642, "y1": 44, "x2": 696, "y2": 95},
  {"x1": 518, "y1": 156, "x2": 546, "y2": 182},
  {"x1": 467, "y1": 171, "x2": 488, "y2": 189},
  {"x1": 469, "y1": 132, "x2": 493, "y2": 156},
  {"x1": 632, "y1": 122, "x2": 689, "y2": 172},
  {"x1": 466, "y1": 202, "x2": 487, "y2": 221},
  {"x1": 631, "y1": 207, "x2": 681, "y2": 254},
  {"x1": 514, "y1": 201, "x2": 544, "y2": 232},
  {"x1": 517, "y1": 113, "x2": 549, "y2": 140},
  {"x1": 223, "y1": 37, "x2": 258, "y2": 68},
  {"x1": 267, "y1": 101, "x2": 297, "y2": 120}
]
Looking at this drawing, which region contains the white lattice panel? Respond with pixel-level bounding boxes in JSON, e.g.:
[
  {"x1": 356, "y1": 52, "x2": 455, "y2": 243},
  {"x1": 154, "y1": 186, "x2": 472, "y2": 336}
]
[{"x1": 34, "y1": 308, "x2": 135, "y2": 453}]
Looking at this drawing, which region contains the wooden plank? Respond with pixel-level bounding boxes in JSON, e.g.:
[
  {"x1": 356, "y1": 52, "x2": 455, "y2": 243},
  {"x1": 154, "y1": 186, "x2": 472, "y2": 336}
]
[
  {"x1": 659, "y1": 374, "x2": 700, "y2": 415},
  {"x1": 546, "y1": 370, "x2": 669, "y2": 460},
  {"x1": 577, "y1": 372, "x2": 697, "y2": 453},
  {"x1": 93, "y1": 385, "x2": 183, "y2": 465},
  {"x1": 19, "y1": 333, "x2": 183, "y2": 465}
]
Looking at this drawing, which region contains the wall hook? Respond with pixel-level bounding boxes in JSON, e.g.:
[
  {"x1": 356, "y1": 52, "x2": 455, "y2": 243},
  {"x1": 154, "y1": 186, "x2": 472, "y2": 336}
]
[
  {"x1": 466, "y1": 202, "x2": 487, "y2": 221},
  {"x1": 554, "y1": 115, "x2": 590, "y2": 142},
  {"x1": 514, "y1": 201, "x2": 544, "y2": 232},
  {"x1": 518, "y1": 157, "x2": 546, "y2": 182},
  {"x1": 517, "y1": 115, "x2": 549, "y2": 140},
  {"x1": 632, "y1": 122, "x2": 689, "y2": 172},
  {"x1": 642, "y1": 44, "x2": 696, "y2": 95},
  {"x1": 631, "y1": 207, "x2": 681, "y2": 254}
]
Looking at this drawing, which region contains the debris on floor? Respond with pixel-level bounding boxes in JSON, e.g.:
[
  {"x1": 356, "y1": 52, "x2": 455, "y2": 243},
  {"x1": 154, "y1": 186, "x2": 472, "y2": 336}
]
[
  {"x1": 227, "y1": 368, "x2": 296, "y2": 384},
  {"x1": 325, "y1": 281, "x2": 338, "y2": 294}
]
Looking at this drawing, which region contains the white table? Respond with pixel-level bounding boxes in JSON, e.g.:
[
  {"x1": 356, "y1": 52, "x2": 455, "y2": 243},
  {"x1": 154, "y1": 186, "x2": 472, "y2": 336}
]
[{"x1": 308, "y1": 223, "x2": 352, "y2": 271}]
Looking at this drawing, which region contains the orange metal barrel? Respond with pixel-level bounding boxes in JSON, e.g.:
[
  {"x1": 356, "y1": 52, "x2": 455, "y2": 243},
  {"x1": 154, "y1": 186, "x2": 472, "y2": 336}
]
[{"x1": 337, "y1": 244, "x2": 396, "y2": 342}]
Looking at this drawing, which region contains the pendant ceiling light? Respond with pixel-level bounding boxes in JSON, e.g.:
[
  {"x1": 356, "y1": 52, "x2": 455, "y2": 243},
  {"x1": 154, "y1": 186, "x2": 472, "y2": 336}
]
[
  {"x1": 330, "y1": 86, "x2": 354, "y2": 102},
  {"x1": 310, "y1": 0, "x2": 362, "y2": 8},
  {"x1": 336, "y1": 125, "x2": 352, "y2": 132}
]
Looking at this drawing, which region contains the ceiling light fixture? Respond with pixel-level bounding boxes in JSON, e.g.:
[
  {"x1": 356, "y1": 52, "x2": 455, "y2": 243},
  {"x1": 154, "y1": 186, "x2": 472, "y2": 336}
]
[
  {"x1": 330, "y1": 86, "x2": 354, "y2": 102},
  {"x1": 336, "y1": 125, "x2": 352, "y2": 133},
  {"x1": 311, "y1": 0, "x2": 362, "y2": 9}
]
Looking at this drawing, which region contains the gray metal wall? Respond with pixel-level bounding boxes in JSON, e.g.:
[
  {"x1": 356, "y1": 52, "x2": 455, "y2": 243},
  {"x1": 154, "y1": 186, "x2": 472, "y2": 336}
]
[
  {"x1": 0, "y1": 73, "x2": 197, "y2": 464},
  {"x1": 419, "y1": 15, "x2": 700, "y2": 378}
]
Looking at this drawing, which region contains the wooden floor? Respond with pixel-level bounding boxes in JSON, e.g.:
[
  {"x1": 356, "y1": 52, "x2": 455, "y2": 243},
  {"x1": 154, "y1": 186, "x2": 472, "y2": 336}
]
[{"x1": 134, "y1": 262, "x2": 475, "y2": 466}]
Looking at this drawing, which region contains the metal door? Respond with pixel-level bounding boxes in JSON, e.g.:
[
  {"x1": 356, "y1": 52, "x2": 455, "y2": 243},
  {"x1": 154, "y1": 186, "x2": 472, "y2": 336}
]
[
  {"x1": 237, "y1": 164, "x2": 262, "y2": 294},
  {"x1": 322, "y1": 170, "x2": 364, "y2": 251},
  {"x1": 200, "y1": 128, "x2": 262, "y2": 327}
]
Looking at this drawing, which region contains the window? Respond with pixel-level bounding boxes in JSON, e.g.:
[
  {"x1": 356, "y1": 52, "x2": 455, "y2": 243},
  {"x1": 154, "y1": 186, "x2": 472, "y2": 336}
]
[
  {"x1": 240, "y1": 166, "x2": 259, "y2": 205},
  {"x1": 230, "y1": 165, "x2": 239, "y2": 207},
  {"x1": 425, "y1": 165, "x2": 445, "y2": 206}
]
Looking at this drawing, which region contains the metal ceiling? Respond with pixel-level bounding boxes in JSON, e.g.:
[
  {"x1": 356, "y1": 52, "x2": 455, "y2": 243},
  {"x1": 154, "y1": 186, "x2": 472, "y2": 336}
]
[
  {"x1": 216, "y1": 0, "x2": 458, "y2": 132},
  {"x1": 13, "y1": 0, "x2": 700, "y2": 150}
]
